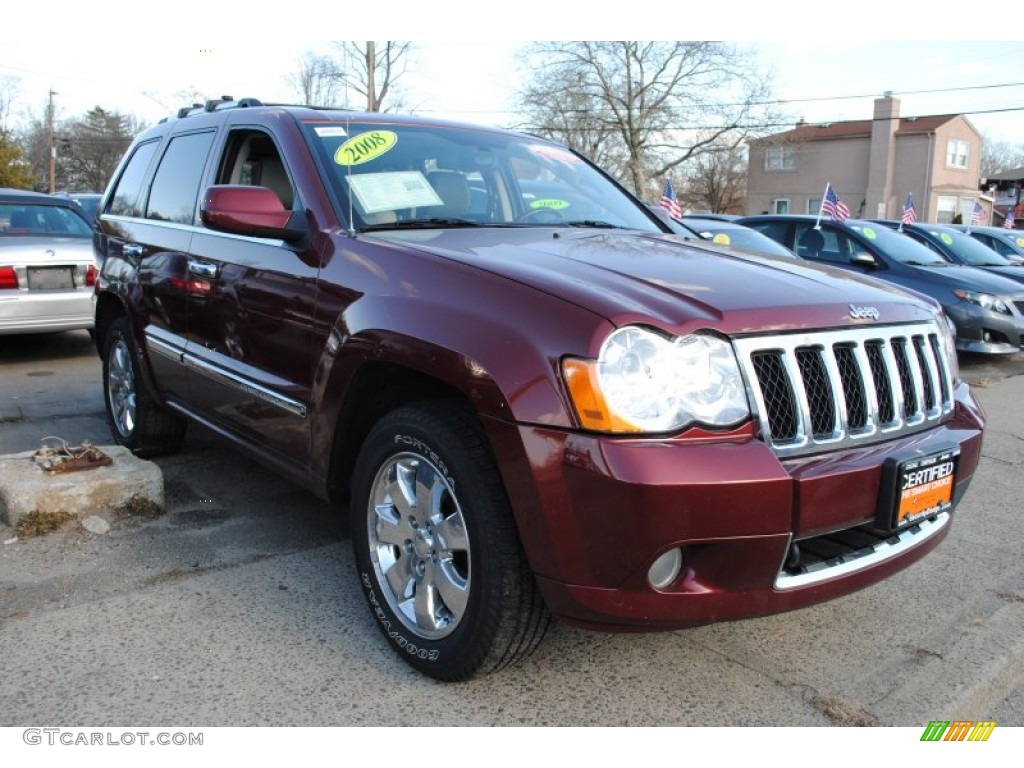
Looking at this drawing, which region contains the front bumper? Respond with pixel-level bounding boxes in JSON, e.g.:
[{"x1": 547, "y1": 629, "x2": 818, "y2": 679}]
[
  {"x1": 487, "y1": 381, "x2": 985, "y2": 631},
  {"x1": 946, "y1": 300, "x2": 1024, "y2": 354}
]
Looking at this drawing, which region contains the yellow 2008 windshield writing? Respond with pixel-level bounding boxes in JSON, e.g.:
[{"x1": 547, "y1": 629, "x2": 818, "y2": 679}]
[{"x1": 335, "y1": 131, "x2": 398, "y2": 166}]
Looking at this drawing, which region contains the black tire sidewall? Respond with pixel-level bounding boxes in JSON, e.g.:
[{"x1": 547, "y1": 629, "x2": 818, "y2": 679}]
[{"x1": 351, "y1": 406, "x2": 509, "y2": 680}]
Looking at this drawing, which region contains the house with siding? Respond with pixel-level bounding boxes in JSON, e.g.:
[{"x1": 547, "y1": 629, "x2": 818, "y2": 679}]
[{"x1": 746, "y1": 95, "x2": 986, "y2": 224}]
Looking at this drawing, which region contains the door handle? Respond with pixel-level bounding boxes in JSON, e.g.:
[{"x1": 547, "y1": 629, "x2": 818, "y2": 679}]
[
  {"x1": 188, "y1": 260, "x2": 219, "y2": 279},
  {"x1": 122, "y1": 243, "x2": 143, "y2": 258}
]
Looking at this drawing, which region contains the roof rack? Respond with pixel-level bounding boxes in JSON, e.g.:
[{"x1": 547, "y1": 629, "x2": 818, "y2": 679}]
[{"x1": 174, "y1": 96, "x2": 264, "y2": 119}]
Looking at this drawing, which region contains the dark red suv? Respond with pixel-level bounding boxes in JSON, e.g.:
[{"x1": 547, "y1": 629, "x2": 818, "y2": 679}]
[{"x1": 93, "y1": 98, "x2": 986, "y2": 680}]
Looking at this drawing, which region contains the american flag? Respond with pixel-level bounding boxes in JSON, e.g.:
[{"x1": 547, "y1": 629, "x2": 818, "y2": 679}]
[
  {"x1": 661, "y1": 179, "x2": 682, "y2": 220},
  {"x1": 821, "y1": 183, "x2": 850, "y2": 223},
  {"x1": 971, "y1": 201, "x2": 984, "y2": 224},
  {"x1": 901, "y1": 193, "x2": 917, "y2": 226},
  {"x1": 1005, "y1": 207, "x2": 1016, "y2": 230}
]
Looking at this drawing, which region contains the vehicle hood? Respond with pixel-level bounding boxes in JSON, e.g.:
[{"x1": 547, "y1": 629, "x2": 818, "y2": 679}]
[
  {"x1": 901, "y1": 262, "x2": 1024, "y2": 297},
  {"x1": 977, "y1": 265, "x2": 1024, "y2": 285},
  {"x1": 369, "y1": 228, "x2": 940, "y2": 333}
]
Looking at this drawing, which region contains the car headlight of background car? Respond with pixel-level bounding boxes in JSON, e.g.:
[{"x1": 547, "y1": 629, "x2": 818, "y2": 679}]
[
  {"x1": 953, "y1": 289, "x2": 1010, "y2": 315},
  {"x1": 563, "y1": 326, "x2": 750, "y2": 433}
]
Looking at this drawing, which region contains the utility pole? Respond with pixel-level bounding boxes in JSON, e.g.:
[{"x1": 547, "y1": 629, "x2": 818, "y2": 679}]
[
  {"x1": 47, "y1": 89, "x2": 56, "y2": 193},
  {"x1": 366, "y1": 41, "x2": 376, "y2": 112}
]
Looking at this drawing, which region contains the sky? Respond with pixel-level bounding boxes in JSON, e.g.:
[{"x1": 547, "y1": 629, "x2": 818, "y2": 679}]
[{"x1": 3, "y1": 12, "x2": 1024, "y2": 148}]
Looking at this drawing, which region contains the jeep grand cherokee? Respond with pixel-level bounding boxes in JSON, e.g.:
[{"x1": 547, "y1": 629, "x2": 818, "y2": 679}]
[{"x1": 93, "y1": 98, "x2": 985, "y2": 680}]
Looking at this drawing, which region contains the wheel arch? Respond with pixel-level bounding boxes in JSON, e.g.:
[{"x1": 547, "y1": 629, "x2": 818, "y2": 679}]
[{"x1": 324, "y1": 360, "x2": 474, "y2": 509}]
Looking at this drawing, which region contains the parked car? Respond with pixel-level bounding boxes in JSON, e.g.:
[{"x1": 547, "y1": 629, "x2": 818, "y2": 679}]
[
  {"x1": 680, "y1": 212, "x2": 742, "y2": 222},
  {"x1": 94, "y1": 100, "x2": 985, "y2": 680},
  {"x1": 871, "y1": 220, "x2": 1024, "y2": 284},
  {"x1": 680, "y1": 216, "x2": 798, "y2": 258},
  {"x1": 650, "y1": 208, "x2": 796, "y2": 258},
  {"x1": 738, "y1": 214, "x2": 1024, "y2": 355},
  {"x1": 54, "y1": 191, "x2": 103, "y2": 227},
  {"x1": 0, "y1": 187, "x2": 97, "y2": 335},
  {"x1": 950, "y1": 224, "x2": 1024, "y2": 265}
]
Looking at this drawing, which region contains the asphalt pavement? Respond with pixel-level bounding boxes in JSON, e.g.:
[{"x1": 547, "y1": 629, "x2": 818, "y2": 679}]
[{"x1": 1, "y1": 331, "x2": 1022, "y2": 726}]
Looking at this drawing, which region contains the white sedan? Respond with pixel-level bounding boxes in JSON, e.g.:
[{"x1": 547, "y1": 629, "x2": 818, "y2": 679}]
[{"x1": 1, "y1": 189, "x2": 97, "y2": 335}]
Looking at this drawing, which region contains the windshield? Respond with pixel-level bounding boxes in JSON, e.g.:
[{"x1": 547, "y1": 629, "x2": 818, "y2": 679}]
[
  {"x1": 847, "y1": 222, "x2": 949, "y2": 265},
  {"x1": 925, "y1": 227, "x2": 1014, "y2": 266},
  {"x1": 688, "y1": 223, "x2": 796, "y2": 259},
  {"x1": 0, "y1": 202, "x2": 92, "y2": 238},
  {"x1": 304, "y1": 120, "x2": 663, "y2": 232}
]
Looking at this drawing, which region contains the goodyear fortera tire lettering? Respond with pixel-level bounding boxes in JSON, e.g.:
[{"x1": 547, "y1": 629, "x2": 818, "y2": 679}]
[{"x1": 351, "y1": 401, "x2": 549, "y2": 681}]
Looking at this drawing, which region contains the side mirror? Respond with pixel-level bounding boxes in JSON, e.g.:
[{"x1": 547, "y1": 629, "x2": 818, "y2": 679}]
[
  {"x1": 200, "y1": 186, "x2": 305, "y2": 242},
  {"x1": 850, "y1": 252, "x2": 877, "y2": 269}
]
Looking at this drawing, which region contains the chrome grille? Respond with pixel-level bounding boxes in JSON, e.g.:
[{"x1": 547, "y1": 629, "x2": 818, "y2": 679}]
[{"x1": 733, "y1": 323, "x2": 954, "y2": 458}]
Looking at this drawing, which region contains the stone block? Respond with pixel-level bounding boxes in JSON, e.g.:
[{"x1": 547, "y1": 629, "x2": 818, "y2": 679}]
[{"x1": 0, "y1": 446, "x2": 164, "y2": 527}]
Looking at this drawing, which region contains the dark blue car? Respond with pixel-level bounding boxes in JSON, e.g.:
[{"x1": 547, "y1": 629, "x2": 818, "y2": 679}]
[
  {"x1": 872, "y1": 221, "x2": 1024, "y2": 285},
  {"x1": 739, "y1": 215, "x2": 1024, "y2": 355}
]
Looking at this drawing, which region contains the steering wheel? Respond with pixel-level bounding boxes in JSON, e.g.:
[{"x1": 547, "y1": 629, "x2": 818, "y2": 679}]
[{"x1": 516, "y1": 207, "x2": 567, "y2": 224}]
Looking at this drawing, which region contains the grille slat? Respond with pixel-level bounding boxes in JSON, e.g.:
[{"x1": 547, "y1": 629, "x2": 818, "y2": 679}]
[{"x1": 734, "y1": 323, "x2": 954, "y2": 458}]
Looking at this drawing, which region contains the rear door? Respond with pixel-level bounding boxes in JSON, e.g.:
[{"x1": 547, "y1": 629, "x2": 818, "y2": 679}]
[{"x1": 100, "y1": 131, "x2": 216, "y2": 399}]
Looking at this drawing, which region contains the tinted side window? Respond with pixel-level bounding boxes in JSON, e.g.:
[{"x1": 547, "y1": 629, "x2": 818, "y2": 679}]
[
  {"x1": 216, "y1": 130, "x2": 295, "y2": 210},
  {"x1": 108, "y1": 141, "x2": 159, "y2": 217},
  {"x1": 747, "y1": 221, "x2": 790, "y2": 247},
  {"x1": 145, "y1": 132, "x2": 216, "y2": 224},
  {"x1": 986, "y1": 238, "x2": 1013, "y2": 257},
  {"x1": 794, "y1": 224, "x2": 855, "y2": 265}
]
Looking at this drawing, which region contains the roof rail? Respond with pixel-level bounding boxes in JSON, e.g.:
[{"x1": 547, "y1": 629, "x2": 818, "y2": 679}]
[{"x1": 174, "y1": 97, "x2": 265, "y2": 119}]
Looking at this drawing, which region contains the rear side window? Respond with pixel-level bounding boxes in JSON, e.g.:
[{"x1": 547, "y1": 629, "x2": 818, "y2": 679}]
[
  {"x1": 145, "y1": 132, "x2": 216, "y2": 224},
  {"x1": 108, "y1": 141, "x2": 159, "y2": 217},
  {"x1": 747, "y1": 221, "x2": 790, "y2": 246}
]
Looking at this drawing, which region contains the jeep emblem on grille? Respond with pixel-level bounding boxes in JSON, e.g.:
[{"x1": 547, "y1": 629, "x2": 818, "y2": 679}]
[{"x1": 849, "y1": 305, "x2": 880, "y2": 320}]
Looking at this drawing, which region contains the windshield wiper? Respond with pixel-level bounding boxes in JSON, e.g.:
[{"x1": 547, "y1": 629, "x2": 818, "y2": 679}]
[
  {"x1": 906, "y1": 260, "x2": 947, "y2": 267},
  {"x1": 564, "y1": 219, "x2": 623, "y2": 229},
  {"x1": 360, "y1": 218, "x2": 480, "y2": 232}
]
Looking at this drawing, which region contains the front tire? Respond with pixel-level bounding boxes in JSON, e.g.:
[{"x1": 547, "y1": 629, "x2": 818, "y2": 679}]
[
  {"x1": 102, "y1": 316, "x2": 186, "y2": 457},
  {"x1": 351, "y1": 402, "x2": 549, "y2": 681}
]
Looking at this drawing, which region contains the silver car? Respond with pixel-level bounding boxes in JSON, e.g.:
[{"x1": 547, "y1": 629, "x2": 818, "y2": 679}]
[{"x1": 1, "y1": 188, "x2": 97, "y2": 335}]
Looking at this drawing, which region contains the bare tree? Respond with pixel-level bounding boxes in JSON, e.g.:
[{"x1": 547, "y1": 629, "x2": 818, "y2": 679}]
[
  {"x1": 0, "y1": 76, "x2": 19, "y2": 132},
  {"x1": 287, "y1": 52, "x2": 345, "y2": 107},
  {"x1": 16, "y1": 108, "x2": 60, "y2": 191},
  {"x1": 62, "y1": 107, "x2": 142, "y2": 191},
  {"x1": 335, "y1": 41, "x2": 413, "y2": 112},
  {"x1": 679, "y1": 143, "x2": 747, "y2": 214},
  {"x1": 517, "y1": 68, "x2": 625, "y2": 179},
  {"x1": 17, "y1": 105, "x2": 141, "y2": 191},
  {"x1": 981, "y1": 136, "x2": 1024, "y2": 179},
  {"x1": 516, "y1": 41, "x2": 778, "y2": 198}
]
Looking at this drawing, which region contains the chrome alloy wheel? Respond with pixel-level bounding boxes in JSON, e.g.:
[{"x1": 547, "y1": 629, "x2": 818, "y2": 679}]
[
  {"x1": 107, "y1": 338, "x2": 137, "y2": 439},
  {"x1": 367, "y1": 452, "x2": 471, "y2": 639}
]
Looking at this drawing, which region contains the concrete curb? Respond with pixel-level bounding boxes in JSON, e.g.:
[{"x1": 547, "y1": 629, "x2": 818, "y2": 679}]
[{"x1": 0, "y1": 445, "x2": 164, "y2": 527}]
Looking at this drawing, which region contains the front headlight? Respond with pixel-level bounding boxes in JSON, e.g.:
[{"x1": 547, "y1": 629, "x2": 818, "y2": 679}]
[
  {"x1": 562, "y1": 326, "x2": 751, "y2": 433},
  {"x1": 953, "y1": 289, "x2": 1010, "y2": 315}
]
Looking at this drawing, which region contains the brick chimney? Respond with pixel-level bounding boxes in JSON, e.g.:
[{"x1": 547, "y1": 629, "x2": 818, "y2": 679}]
[{"x1": 866, "y1": 93, "x2": 900, "y2": 219}]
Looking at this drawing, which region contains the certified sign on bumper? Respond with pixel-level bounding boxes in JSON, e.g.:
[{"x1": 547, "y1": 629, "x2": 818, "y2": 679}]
[{"x1": 878, "y1": 447, "x2": 960, "y2": 531}]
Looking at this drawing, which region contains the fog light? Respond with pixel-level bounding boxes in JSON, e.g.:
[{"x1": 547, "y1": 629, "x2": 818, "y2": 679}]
[{"x1": 648, "y1": 547, "x2": 683, "y2": 589}]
